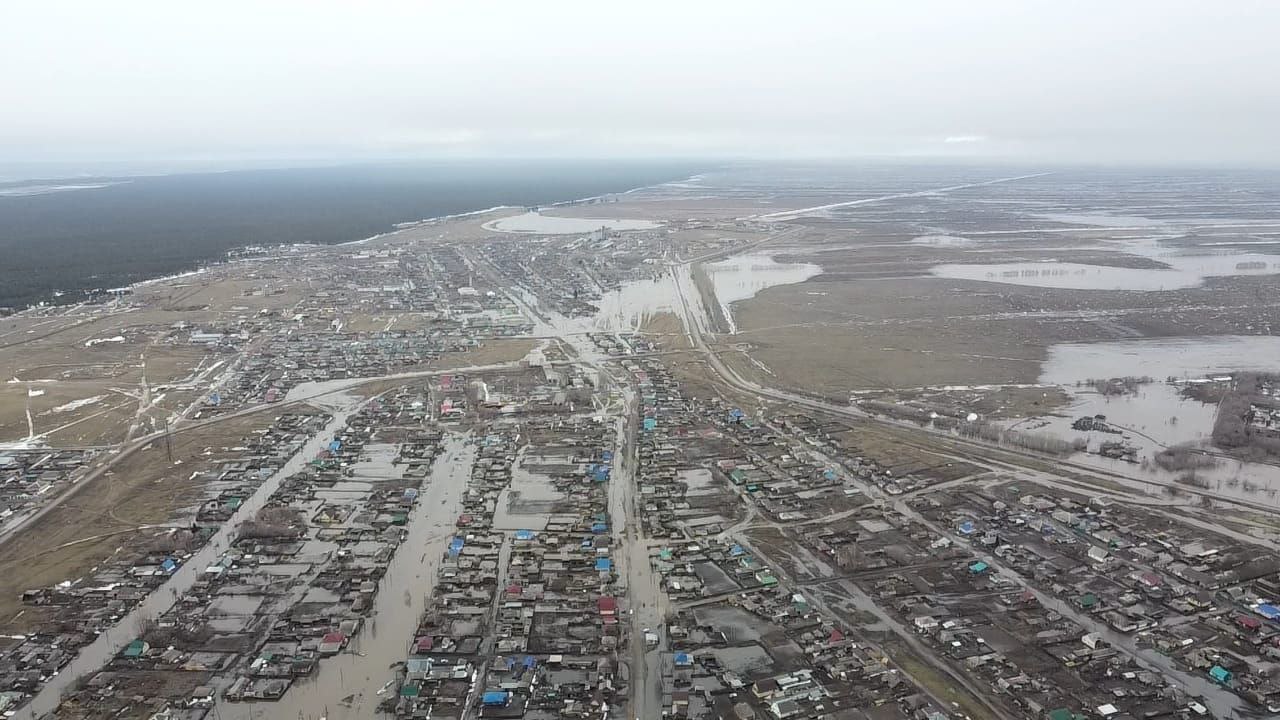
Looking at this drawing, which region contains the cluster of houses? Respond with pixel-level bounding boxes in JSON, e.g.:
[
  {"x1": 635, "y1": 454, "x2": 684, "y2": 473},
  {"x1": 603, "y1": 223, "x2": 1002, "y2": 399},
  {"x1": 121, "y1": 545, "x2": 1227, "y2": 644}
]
[
  {"x1": 390, "y1": 410, "x2": 628, "y2": 720},
  {"x1": 480, "y1": 229, "x2": 668, "y2": 319},
  {"x1": 906, "y1": 485, "x2": 1280, "y2": 716},
  {"x1": 173, "y1": 245, "x2": 535, "y2": 414},
  {"x1": 44, "y1": 394, "x2": 455, "y2": 716},
  {"x1": 0, "y1": 448, "x2": 97, "y2": 536},
  {"x1": 0, "y1": 412, "x2": 329, "y2": 714}
]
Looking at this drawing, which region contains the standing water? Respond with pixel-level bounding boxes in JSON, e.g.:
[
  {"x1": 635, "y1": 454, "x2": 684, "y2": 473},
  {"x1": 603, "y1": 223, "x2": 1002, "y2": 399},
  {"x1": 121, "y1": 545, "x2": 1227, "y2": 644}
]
[{"x1": 218, "y1": 432, "x2": 475, "y2": 720}]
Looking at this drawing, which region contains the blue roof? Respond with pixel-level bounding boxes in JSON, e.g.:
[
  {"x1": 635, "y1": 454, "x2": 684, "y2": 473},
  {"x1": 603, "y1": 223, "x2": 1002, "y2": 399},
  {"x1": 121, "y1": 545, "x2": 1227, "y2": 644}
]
[
  {"x1": 1257, "y1": 603, "x2": 1280, "y2": 619},
  {"x1": 514, "y1": 529, "x2": 535, "y2": 540},
  {"x1": 523, "y1": 655, "x2": 536, "y2": 668},
  {"x1": 729, "y1": 544, "x2": 745, "y2": 556},
  {"x1": 958, "y1": 521, "x2": 976, "y2": 535},
  {"x1": 674, "y1": 652, "x2": 692, "y2": 665},
  {"x1": 969, "y1": 561, "x2": 989, "y2": 573},
  {"x1": 328, "y1": 440, "x2": 341, "y2": 452},
  {"x1": 595, "y1": 558, "x2": 612, "y2": 571},
  {"x1": 482, "y1": 691, "x2": 510, "y2": 705},
  {"x1": 591, "y1": 521, "x2": 608, "y2": 533},
  {"x1": 448, "y1": 537, "x2": 465, "y2": 556},
  {"x1": 601, "y1": 450, "x2": 614, "y2": 461}
]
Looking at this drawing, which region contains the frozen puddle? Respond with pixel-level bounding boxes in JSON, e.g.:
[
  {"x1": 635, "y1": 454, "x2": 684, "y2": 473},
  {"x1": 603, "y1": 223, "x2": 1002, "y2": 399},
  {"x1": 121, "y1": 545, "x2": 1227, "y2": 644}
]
[{"x1": 484, "y1": 211, "x2": 659, "y2": 234}]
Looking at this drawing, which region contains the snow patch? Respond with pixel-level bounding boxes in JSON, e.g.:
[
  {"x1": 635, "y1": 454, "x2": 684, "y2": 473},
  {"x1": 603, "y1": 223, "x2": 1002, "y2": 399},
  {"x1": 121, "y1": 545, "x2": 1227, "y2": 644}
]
[{"x1": 52, "y1": 395, "x2": 106, "y2": 413}]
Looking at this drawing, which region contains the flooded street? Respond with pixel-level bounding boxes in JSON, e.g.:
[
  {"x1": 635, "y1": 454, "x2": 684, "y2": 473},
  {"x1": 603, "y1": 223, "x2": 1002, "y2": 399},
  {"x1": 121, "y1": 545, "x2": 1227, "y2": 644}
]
[{"x1": 219, "y1": 432, "x2": 475, "y2": 720}]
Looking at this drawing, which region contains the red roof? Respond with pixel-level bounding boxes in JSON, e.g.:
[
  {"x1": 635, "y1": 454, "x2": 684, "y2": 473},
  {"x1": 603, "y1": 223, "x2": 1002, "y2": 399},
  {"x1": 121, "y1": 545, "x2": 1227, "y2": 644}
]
[
  {"x1": 1238, "y1": 615, "x2": 1263, "y2": 630},
  {"x1": 321, "y1": 632, "x2": 345, "y2": 644},
  {"x1": 829, "y1": 628, "x2": 844, "y2": 644},
  {"x1": 414, "y1": 635, "x2": 434, "y2": 652},
  {"x1": 506, "y1": 583, "x2": 522, "y2": 595},
  {"x1": 597, "y1": 596, "x2": 617, "y2": 613},
  {"x1": 458, "y1": 514, "x2": 472, "y2": 526}
]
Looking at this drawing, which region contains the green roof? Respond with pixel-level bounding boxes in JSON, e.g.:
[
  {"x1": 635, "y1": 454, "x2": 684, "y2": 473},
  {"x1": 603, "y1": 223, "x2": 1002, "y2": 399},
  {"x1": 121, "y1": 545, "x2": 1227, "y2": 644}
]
[{"x1": 1078, "y1": 593, "x2": 1098, "y2": 608}]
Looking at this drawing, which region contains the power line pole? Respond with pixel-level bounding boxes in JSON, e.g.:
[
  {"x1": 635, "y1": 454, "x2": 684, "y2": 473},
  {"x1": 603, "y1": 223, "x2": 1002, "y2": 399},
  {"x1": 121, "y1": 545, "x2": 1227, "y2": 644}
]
[{"x1": 163, "y1": 416, "x2": 174, "y2": 462}]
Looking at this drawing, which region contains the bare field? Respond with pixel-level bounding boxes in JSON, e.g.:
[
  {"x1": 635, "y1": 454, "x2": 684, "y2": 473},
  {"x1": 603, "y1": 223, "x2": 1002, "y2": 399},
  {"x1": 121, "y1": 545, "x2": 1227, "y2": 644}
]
[
  {"x1": 639, "y1": 311, "x2": 690, "y2": 350},
  {"x1": 0, "y1": 344, "x2": 208, "y2": 444},
  {"x1": 727, "y1": 272, "x2": 1280, "y2": 397}
]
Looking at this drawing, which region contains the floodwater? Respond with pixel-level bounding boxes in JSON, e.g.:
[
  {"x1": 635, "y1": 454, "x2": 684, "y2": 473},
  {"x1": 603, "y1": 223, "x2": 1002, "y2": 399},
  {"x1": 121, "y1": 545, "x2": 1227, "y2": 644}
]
[
  {"x1": 581, "y1": 271, "x2": 686, "y2": 333},
  {"x1": 911, "y1": 234, "x2": 973, "y2": 246},
  {"x1": 14, "y1": 409, "x2": 358, "y2": 720},
  {"x1": 1025, "y1": 337, "x2": 1280, "y2": 504},
  {"x1": 702, "y1": 253, "x2": 822, "y2": 333},
  {"x1": 542, "y1": 250, "x2": 820, "y2": 337},
  {"x1": 677, "y1": 468, "x2": 718, "y2": 497},
  {"x1": 219, "y1": 432, "x2": 474, "y2": 720},
  {"x1": 1040, "y1": 336, "x2": 1280, "y2": 385},
  {"x1": 931, "y1": 235, "x2": 1280, "y2": 291},
  {"x1": 492, "y1": 460, "x2": 564, "y2": 531},
  {"x1": 484, "y1": 211, "x2": 659, "y2": 235}
]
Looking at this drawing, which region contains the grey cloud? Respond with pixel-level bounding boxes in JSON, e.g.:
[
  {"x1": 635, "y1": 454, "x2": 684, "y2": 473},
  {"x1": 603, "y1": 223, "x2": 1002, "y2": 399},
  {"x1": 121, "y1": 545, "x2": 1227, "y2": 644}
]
[{"x1": 2, "y1": 0, "x2": 1278, "y2": 167}]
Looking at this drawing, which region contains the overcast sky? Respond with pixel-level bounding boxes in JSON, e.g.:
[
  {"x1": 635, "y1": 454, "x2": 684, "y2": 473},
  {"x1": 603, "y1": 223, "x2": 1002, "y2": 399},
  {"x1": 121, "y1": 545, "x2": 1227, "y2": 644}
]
[{"x1": 3, "y1": 1, "x2": 1279, "y2": 169}]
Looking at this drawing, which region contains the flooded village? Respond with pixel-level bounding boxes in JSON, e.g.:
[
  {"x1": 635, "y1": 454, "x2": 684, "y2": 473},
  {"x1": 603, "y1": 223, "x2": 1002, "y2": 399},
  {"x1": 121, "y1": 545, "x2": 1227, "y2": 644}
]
[{"x1": 6, "y1": 167, "x2": 1280, "y2": 720}]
